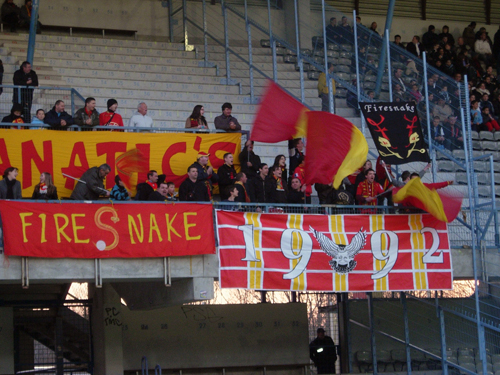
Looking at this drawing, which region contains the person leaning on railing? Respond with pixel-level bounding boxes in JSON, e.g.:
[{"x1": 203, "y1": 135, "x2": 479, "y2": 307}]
[
  {"x1": 185, "y1": 105, "x2": 208, "y2": 129},
  {"x1": 32, "y1": 172, "x2": 58, "y2": 200},
  {"x1": 44, "y1": 100, "x2": 74, "y2": 130},
  {"x1": 0, "y1": 166, "x2": 21, "y2": 199},
  {"x1": 214, "y1": 102, "x2": 241, "y2": 132},
  {"x1": 74, "y1": 97, "x2": 99, "y2": 128},
  {"x1": 317, "y1": 63, "x2": 336, "y2": 112}
]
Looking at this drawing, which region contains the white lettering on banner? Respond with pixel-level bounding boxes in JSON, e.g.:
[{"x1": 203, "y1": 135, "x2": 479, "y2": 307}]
[
  {"x1": 237, "y1": 225, "x2": 442, "y2": 280},
  {"x1": 280, "y1": 229, "x2": 313, "y2": 280}
]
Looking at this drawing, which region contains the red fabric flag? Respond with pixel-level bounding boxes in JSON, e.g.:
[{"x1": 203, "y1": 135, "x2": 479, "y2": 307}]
[
  {"x1": 304, "y1": 111, "x2": 368, "y2": 188},
  {"x1": 393, "y1": 177, "x2": 462, "y2": 222},
  {"x1": 115, "y1": 149, "x2": 149, "y2": 190},
  {"x1": 250, "y1": 80, "x2": 308, "y2": 143}
]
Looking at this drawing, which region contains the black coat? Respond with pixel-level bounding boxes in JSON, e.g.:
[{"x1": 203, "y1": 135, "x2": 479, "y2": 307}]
[
  {"x1": 32, "y1": 184, "x2": 58, "y2": 200},
  {"x1": 44, "y1": 107, "x2": 75, "y2": 130},
  {"x1": 70, "y1": 167, "x2": 106, "y2": 200},
  {"x1": 148, "y1": 191, "x2": 167, "y2": 201},
  {"x1": 248, "y1": 175, "x2": 266, "y2": 203},
  {"x1": 265, "y1": 176, "x2": 288, "y2": 204},
  {"x1": 179, "y1": 178, "x2": 210, "y2": 202},
  {"x1": 239, "y1": 147, "x2": 261, "y2": 180},
  {"x1": 310, "y1": 336, "x2": 337, "y2": 374},
  {"x1": 135, "y1": 182, "x2": 154, "y2": 201},
  {"x1": 217, "y1": 163, "x2": 237, "y2": 199}
]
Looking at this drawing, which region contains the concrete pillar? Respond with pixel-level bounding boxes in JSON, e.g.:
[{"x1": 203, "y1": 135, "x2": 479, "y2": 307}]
[
  {"x1": 0, "y1": 308, "x2": 14, "y2": 375},
  {"x1": 90, "y1": 284, "x2": 124, "y2": 375},
  {"x1": 283, "y1": 0, "x2": 312, "y2": 49}
]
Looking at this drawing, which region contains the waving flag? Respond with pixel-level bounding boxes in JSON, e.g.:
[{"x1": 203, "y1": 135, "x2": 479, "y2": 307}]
[
  {"x1": 304, "y1": 111, "x2": 368, "y2": 188},
  {"x1": 393, "y1": 178, "x2": 462, "y2": 222},
  {"x1": 115, "y1": 148, "x2": 149, "y2": 190}
]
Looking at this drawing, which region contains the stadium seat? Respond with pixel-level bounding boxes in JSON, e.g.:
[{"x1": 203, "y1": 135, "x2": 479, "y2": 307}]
[
  {"x1": 340, "y1": 44, "x2": 353, "y2": 52},
  {"x1": 376, "y1": 349, "x2": 393, "y2": 371},
  {"x1": 326, "y1": 43, "x2": 339, "y2": 51},
  {"x1": 439, "y1": 160, "x2": 455, "y2": 172},
  {"x1": 459, "y1": 362, "x2": 476, "y2": 374},
  {"x1": 327, "y1": 57, "x2": 339, "y2": 65},
  {"x1": 459, "y1": 347, "x2": 474, "y2": 357},
  {"x1": 453, "y1": 150, "x2": 466, "y2": 160},
  {"x1": 477, "y1": 186, "x2": 491, "y2": 197},
  {"x1": 479, "y1": 131, "x2": 495, "y2": 140},
  {"x1": 493, "y1": 362, "x2": 500, "y2": 372},
  {"x1": 339, "y1": 51, "x2": 352, "y2": 59},
  {"x1": 356, "y1": 350, "x2": 373, "y2": 373},
  {"x1": 411, "y1": 349, "x2": 427, "y2": 370},
  {"x1": 495, "y1": 186, "x2": 500, "y2": 197},
  {"x1": 492, "y1": 354, "x2": 500, "y2": 364},
  {"x1": 473, "y1": 140, "x2": 483, "y2": 150},
  {"x1": 471, "y1": 131, "x2": 480, "y2": 140},
  {"x1": 476, "y1": 173, "x2": 493, "y2": 185},
  {"x1": 283, "y1": 55, "x2": 297, "y2": 63},
  {"x1": 494, "y1": 132, "x2": 500, "y2": 141},
  {"x1": 338, "y1": 57, "x2": 351, "y2": 65},
  {"x1": 455, "y1": 173, "x2": 468, "y2": 184},
  {"x1": 474, "y1": 161, "x2": 490, "y2": 172},
  {"x1": 476, "y1": 362, "x2": 494, "y2": 372},
  {"x1": 336, "y1": 65, "x2": 351, "y2": 73},
  {"x1": 391, "y1": 349, "x2": 407, "y2": 371},
  {"x1": 481, "y1": 141, "x2": 497, "y2": 151},
  {"x1": 307, "y1": 71, "x2": 319, "y2": 80}
]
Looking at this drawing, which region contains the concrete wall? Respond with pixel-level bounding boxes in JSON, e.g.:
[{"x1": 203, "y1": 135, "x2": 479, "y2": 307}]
[{"x1": 121, "y1": 303, "x2": 309, "y2": 370}]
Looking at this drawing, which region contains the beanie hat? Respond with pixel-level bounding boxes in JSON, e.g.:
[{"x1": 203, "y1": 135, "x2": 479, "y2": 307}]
[
  {"x1": 11, "y1": 103, "x2": 23, "y2": 115},
  {"x1": 115, "y1": 174, "x2": 121, "y2": 185},
  {"x1": 107, "y1": 99, "x2": 118, "y2": 110}
]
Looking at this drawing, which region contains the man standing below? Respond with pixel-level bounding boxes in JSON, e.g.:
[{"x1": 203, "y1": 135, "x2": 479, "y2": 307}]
[
  {"x1": 393, "y1": 68, "x2": 406, "y2": 93},
  {"x1": 239, "y1": 140, "x2": 261, "y2": 180},
  {"x1": 148, "y1": 181, "x2": 169, "y2": 201},
  {"x1": 309, "y1": 328, "x2": 337, "y2": 374},
  {"x1": 318, "y1": 63, "x2": 336, "y2": 112},
  {"x1": 129, "y1": 102, "x2": 153, "y2": 130},
  {"x1": 135, "y1": 170, "x2": 158, "y2": 201},
  {"x1": 214, "y1": 102, "x2": 241, "y2": 132},
  {"x1": 44, "y1": 100, "x2": 74, "y2": 130},
  {"x1": 248, "y1": 163, "x2": 268, "y2": 203},
  {"x1": 356, "y1": 168, "x2": 385, "y2": 214},
  {"x1": 265, "y1": 166, "x2": 288, "y2": 204},
  {"x1": 179, "y1": 166, "x2": 210, "y2": 202},
  {"x1": 406, "y1": 36, "x2": 422, "y2": 59},
  {"x1": 70, "y1": 164, "x2": 111, "y2": 200},
  {"x1": 99, "y1": 98, "x2": 124, "y2": 129},
  {"x1": 217, "y1": 152, "x2": 237, "y2": 200},
  {"x1": 74, "y1": 97, "x2": 99, "y2": 128},
  {"x1": 13, "y1": 61, "x2": 38, "y2": 121},
  {"x1": 190, "y1": 151, "x2": 218, "y2": 199},
  {"x1": 444, "y1": 115, "x2": 463, "y2": 151}
]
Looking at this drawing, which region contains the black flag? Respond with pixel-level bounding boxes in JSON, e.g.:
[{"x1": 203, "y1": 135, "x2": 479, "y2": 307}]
[{"x1": 360, "y1": 102, "x2": 430, "y2": 165}]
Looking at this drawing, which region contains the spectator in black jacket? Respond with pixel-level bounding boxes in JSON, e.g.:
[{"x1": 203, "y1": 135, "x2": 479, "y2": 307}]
[
  {"x1": 217, "y1": 153, "x2": 237, "y2": 200},
  {"x1": 32, "y1": 172, "x2": 58, "y2": 200},
  {"x1": 70, "y1": 164, "x2": 111, "y2": 200},
  {"x1": 13, "y1": 61, "x2": 38, "y2": 121},
  {"x1": 239, "y1": 140, "x2": 261, "y2": 180},
  {"x1": 265, "y1": 166, "x2": 288, "y2": 204},
  {"x1": 44, "y1": 100, "x2": 74, "y2": 130},
  {"x1": 189, "y1": 151, "x2": 218, "y2": 198},
  {"x1": 1, "y1": 0, "x2": 20, "y2": 32},
  {"x1": 148, "y1": 181, "x2": 169, "y2": 202},
  {"x1": 179, "y1": 166, "x2": 210, "y2": 202},
  {"x1": 422, "y1": 25, "x2": 439, "y2": 51},
  {"x1": 135, "y1": 170, "x2": 158, "y2": 201},
  {"x1": 248, "y1": 163, "x2": 268, "y2": 203}
]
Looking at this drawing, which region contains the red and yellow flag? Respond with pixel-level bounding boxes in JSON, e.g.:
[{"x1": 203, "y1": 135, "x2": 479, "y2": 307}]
[
  {"x1": 304, "y1": 111, "x2": 368, "y2": 188},
  {"x1": 251, "y1": 81, "x2": 308, "y2": 142},
  {"x1": 393, "y1": 177, "x2": 462, "y2": 222}
]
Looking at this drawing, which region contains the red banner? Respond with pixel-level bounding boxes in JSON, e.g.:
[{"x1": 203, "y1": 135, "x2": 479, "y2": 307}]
[
  {"x1": 216, "y1": 211, "x2": 452, "y2": 292},
  {"x1": 0, "y1": 201, "x2": 215, "y2": 258}
]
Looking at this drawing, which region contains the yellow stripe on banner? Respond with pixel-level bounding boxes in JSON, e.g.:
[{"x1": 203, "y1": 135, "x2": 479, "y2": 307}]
[
  {"x1": 370, "y1": 215, "x2": 387, "y2": 291},
  {"x1": 330, "y1": 215, "x2": 347, "y2": 292},
  {"x1": 246, "y1": 212, "x2": 263, "y2": 290},
  {"x1": 288, "y1": 215, "x2": 305, "y2": 291},
  {"x1": 409, "y1": 215, "x2": 427, "y2": 290}
]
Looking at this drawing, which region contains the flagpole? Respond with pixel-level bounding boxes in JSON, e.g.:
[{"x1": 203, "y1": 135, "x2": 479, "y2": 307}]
[
  {"x1": 422, "y1": 51, "x2": 434, "y2": 182},
  {"x1": 62, "y1": 173, "x2": 109, "y2": 194}
]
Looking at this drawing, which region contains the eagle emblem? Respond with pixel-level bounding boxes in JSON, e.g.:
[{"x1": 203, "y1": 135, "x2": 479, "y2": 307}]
[{"x1": 310, "y1": 226, "x2": 367, "y2": 273}]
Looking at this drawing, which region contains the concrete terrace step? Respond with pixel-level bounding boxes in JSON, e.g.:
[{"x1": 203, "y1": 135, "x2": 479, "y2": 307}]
[
  {"x1": 66, "y1": 78, "x2": 241, "y2": 95},
  {"x1": 74, "y1": 87, "x2": 254, "y2": 105},
  {"x1": 0, "y1": 33, "x2": 187, "y2": 50},
  {"x1": 56, "y1": 67, "x2": 229, "y2": 86},
  {"x1": 2, "y1": 41, "x2": 197, "y2": 59},
  {"x1": 38, "y1": 50, "x2": 203, "y2": 66}
]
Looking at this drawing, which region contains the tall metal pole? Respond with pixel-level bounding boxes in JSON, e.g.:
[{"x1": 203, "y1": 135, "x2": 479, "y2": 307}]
[
  {"x1": 203, "y1": 0, "x2": 209, "y2": 66},
  {"x1": 244, "y1": 0, "x2": 254, "y2": 103},
  {"x1": 294, "y1": 0, "x2": 304, "y2": 103},
  {"x1": 438, "y1": 307, "x2": 449, "y2": 375},
  {"x1": 401, "y1": 293, "x2": 412, "y2": 375},
  {"x1": 385, "y1": 29, "x2": 393, "y2": 101},
  {"x1": 267, "y1": 0, "x2": 278, "y2": 82},
  {"x1": 27, "y1": 0, "x2": 40, "y2": 64},
  {"x1": 374, "y1": 0, "x2": 396, "y2": 95},
  {"x1": 222, "y1": 0, "x2": 231, "y2": 83},
  {"x1": 367, "y1": 293, "x2": 378, "y2": 375},
  {"x1": 321, "y1": 0, "x2": 333, "y2": 113},
  {"x1": 168, "y1": 0, "x2": 174, "y2": 43},
  {"x1": 353, "y1": 10, "x2": 365, "y2": 135},
  {"x1": 182, "y1": 0, "x2": 188, "y2": 51},
  {"x1": 422, "y1": 51, "x2": 435, "y2": 180}
]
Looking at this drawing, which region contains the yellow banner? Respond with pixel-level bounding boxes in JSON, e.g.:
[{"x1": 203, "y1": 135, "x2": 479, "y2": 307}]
[{"x1": 0, "y1": 130, "x2": 241, "y2": 198}]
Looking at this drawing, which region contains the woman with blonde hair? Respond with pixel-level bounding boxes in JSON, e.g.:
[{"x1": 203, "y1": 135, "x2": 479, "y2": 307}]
[{"x1": 32, "y1": 172, "x2": 58, "y2": 200}]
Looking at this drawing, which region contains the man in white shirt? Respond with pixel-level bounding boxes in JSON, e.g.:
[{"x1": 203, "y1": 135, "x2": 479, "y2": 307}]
[
  {"x1": 475, "y1": 32, "x2": 494, "y2": 66},
  {"x1": 128, "y1": 102, "x2": 153, "y2": 130}
]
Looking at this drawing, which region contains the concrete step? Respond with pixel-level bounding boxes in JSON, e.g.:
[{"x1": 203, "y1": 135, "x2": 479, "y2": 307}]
[
  {"x1": 0, "y1": 33, "x2": 187, "y2": 50},
  {"x1": 55, "y1": 67, "x2": 227, "y2": 86},
  {"x1": 66, "y1": 77, "x2": 241, "y2": 95}
]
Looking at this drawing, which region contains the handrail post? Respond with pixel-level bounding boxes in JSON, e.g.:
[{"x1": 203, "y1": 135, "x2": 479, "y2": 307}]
[
  {"x1": 27, "y1": 0, "x2": 39, "y2": 64},
  {"x1": 222, "y1": 0, "x2": 231, "y2": 83},
  {"x1": 203, "y1": 0, "x2": 209, "y2": 66},
  {"x1": 321, "y1": 0, "x2": 333, "y2": 113},
  {"x1": 438, "y1": 307, "x2": 448, "y2": 375},
  {"x1": 267, "y1": 0, "x2": 277, "y2": 82},
  {"x1": 385, "y1": 29, "x2": 393, "y2": 101},
  {"x1": 375, "y1": 0, "x2": 396, "y2": 95},
  {"x1": 490, "y1": 155, "x2": 499, "y2": 246},
  {"x1": 422, "y1": 51, "x2": 434, "y2": 180},
  {"x1": 182, "y1": 0, "x2": 188, "y2": 51},
  {"x1": 244, "y1": 0, "x2": 254, "y2": 103},
  {"x1": 168, "y1": 0, "x2": 174, "y2": 43},
  {"x1": 367, "y1": 292, "x2": 378, "y2": 375},
  {"x1": 401, "y1": 293, "x2": 412, "y2": 375},
  {"x1": 294, "y1": 0, "x2": 304, "y2": 103}
]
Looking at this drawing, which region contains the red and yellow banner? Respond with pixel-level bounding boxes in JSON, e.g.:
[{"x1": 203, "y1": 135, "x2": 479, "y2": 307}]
[
  {"x1": 0, "y1": 201, "x2": 216, "y2": 258},
  {"x1": 216, "y1": 211, "x2": 452, "y2": 292},
  {"x1": 0, "y1": 130, "x2": 241, "y2": 198}
]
